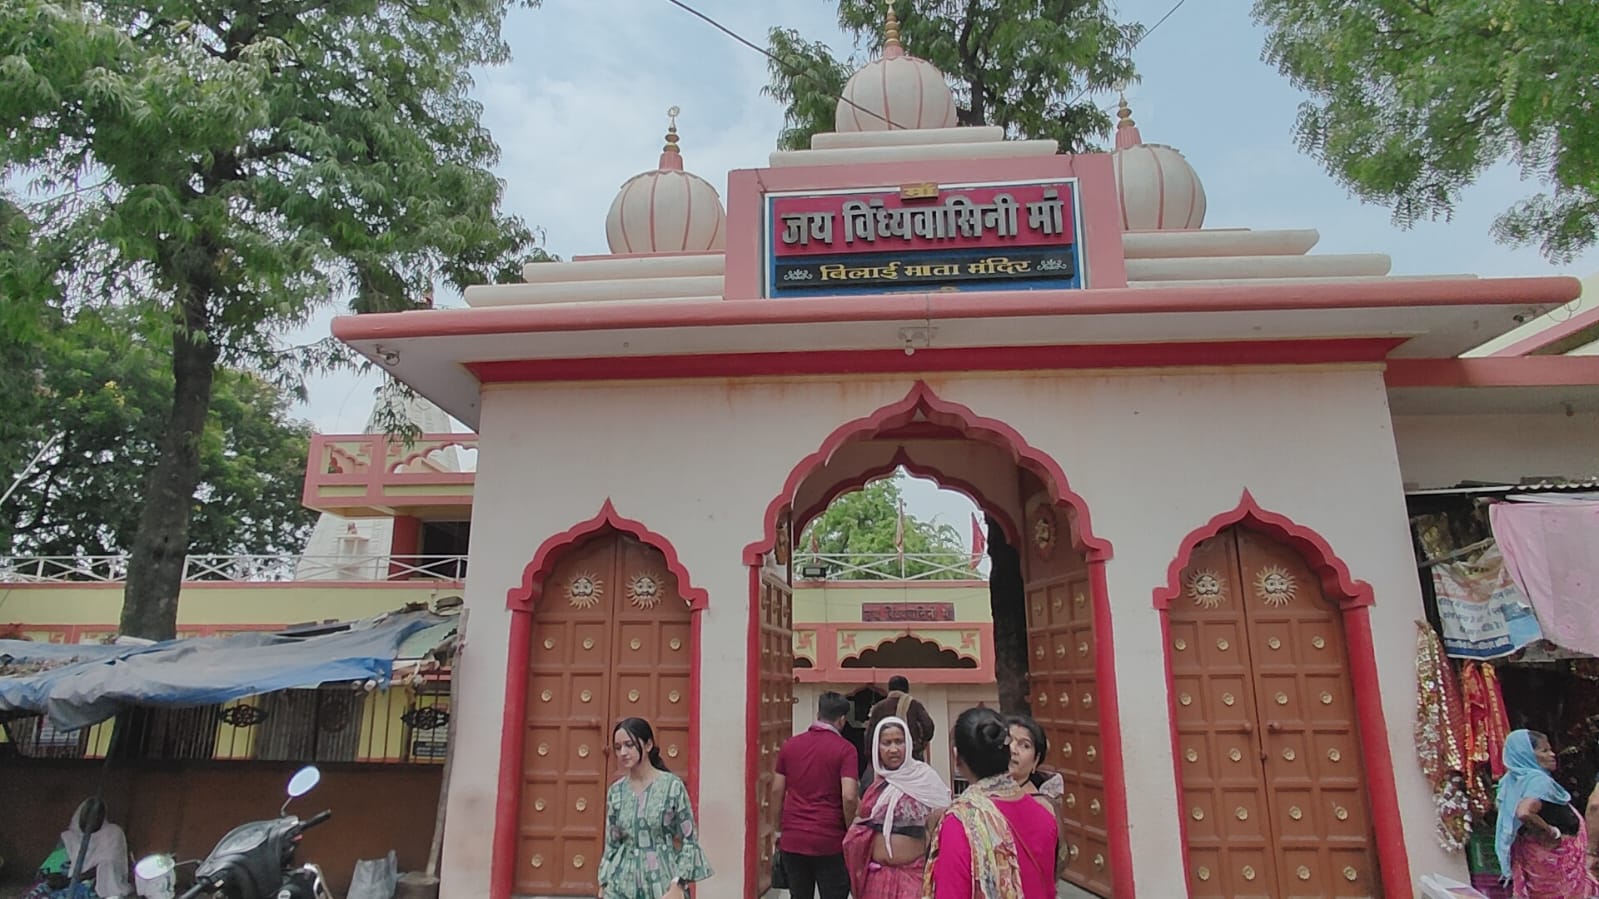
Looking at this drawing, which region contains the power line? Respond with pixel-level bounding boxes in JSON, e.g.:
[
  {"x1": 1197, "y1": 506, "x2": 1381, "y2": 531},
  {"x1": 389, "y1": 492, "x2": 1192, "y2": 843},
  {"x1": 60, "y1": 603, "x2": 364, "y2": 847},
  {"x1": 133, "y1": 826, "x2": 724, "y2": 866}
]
[
  {"x1": 661, "y1": 0, "x2": 1191, "y2": 132},
  {"x1": 660, "y1": 0, "x2": 906, "y2": 130},
  {"x1": 1073, "y1": 0, "x2": 1190, "y2": 108}
]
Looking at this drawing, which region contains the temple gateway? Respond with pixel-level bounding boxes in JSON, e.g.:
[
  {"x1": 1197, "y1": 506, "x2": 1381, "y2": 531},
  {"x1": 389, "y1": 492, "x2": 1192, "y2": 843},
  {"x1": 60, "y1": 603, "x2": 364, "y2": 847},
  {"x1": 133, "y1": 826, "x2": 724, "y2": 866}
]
[{"x1": 331, "y1": 19, "x2": 1596, "y2": 899}]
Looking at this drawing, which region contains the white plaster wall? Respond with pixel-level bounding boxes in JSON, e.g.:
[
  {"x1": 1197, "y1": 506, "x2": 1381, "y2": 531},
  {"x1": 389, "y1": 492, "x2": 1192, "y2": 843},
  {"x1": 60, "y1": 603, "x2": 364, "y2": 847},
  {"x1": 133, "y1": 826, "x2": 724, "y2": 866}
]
[
  {"x1": 442, "y1": 367, "x2": 1455, "y2": 898},
  {"x1": 1394, "y1": 412, "x2": 1599, "y2": 488}
]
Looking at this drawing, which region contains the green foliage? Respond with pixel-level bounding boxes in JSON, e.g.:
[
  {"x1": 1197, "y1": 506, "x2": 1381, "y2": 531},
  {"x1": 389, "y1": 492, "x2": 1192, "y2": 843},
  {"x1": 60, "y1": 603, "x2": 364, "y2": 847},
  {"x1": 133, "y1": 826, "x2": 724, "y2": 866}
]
[
  {"x1": 765, "y1": 29, "x2": 853, "y2": 153},
  {"x1": 0, "y1": 0, "x2": 538, "y2": 332},
  {"x1": 1, "y1": 309, "x2": 317, "y2": 558},
  {"x1": 765, "y1": 0, "x2": 1142, "y2": 152},
  {"x1": 0, "y1": 0, "x2": 540, "y2": 634},
  {"x1": 798, "y1": 475, "x2": 969, "y2": 580},
  {"x1": 1254, "y1": 0, "x2": 1599, "y2": 262},
  {"x1": 0, "y1": 200, "x2": 59, "y2": 488}
]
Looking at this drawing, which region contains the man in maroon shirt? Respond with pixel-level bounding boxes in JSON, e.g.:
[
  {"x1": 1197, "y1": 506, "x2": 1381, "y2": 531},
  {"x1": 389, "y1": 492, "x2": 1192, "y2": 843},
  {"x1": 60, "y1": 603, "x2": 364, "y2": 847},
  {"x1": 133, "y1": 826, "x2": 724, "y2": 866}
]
[{"x1": 773, "y1": 691, "x2": 859, "y2": 899}]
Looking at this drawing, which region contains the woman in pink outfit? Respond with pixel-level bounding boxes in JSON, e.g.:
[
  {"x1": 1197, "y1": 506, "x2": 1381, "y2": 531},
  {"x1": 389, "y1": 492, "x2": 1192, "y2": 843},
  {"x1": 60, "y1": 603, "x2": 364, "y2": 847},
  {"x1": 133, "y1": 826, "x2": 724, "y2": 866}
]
[
  {"x1": 925, "y1": 708, "x2": 1058, "y2": 899},
  {"x1": 842, "y1": 715, "x2": 951, "y2": 898}
]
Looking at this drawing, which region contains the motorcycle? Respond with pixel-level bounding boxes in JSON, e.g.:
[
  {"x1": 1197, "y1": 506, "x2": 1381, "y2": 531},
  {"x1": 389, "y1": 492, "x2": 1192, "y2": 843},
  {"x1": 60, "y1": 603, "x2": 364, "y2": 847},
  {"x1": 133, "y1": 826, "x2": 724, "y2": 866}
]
[{"x1": 135, "y1": 766, "x2": 334, "y2": 899}]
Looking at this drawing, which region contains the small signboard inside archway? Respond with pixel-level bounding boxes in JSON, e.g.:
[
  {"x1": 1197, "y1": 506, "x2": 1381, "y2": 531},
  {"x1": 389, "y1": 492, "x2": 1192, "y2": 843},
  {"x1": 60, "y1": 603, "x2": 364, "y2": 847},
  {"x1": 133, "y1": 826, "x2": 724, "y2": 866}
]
[
  {"x1": 764, "y1": 180, "x2": 1085, "y2": 297},
  {"x1": 861, "y1": 602, "x2": 956, "y2": 622}
]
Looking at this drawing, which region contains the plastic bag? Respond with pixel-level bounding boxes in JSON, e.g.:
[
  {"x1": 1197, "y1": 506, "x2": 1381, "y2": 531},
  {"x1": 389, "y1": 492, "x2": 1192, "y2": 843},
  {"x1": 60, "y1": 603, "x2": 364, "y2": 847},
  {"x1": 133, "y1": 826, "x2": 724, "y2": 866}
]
[
  {"x1": 135, "y1": 866, "x2": 176, "y2": 899},
  {"x1": 1418, "y1": 873, "x2": 1490, "y2": 899},
  {"x1": 348, "y1": 851, "x2": 399, "y2": 899}
]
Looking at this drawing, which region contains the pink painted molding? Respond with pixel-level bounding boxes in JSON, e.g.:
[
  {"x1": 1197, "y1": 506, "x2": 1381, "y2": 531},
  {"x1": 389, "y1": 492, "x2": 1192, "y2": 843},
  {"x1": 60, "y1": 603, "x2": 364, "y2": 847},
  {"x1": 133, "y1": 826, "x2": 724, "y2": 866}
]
[
  {"x1": 505, "y1": 499, "x2": 710, "y2": 612},
  {"x1": 741, "y1": 381, "x2": 1113, "y2": 566},
  {"x1": 1152, "y1": 489, "x2": 1373, "y2": 611}
]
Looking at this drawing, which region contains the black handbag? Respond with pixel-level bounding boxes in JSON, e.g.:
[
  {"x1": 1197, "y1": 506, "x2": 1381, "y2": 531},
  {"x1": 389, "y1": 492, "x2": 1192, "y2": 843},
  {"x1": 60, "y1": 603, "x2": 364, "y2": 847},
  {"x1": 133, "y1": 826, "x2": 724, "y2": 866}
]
[{"x1": 770, "y1": 846, "x2": 788, "y2": 891}]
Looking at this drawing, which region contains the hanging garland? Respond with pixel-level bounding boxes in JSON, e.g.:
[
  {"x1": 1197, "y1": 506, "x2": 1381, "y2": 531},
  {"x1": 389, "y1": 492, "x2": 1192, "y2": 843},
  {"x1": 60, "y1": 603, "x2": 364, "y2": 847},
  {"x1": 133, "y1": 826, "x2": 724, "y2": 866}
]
[{"x1": 1416, "y1": 622, "x2": 1472, "y2": 851}]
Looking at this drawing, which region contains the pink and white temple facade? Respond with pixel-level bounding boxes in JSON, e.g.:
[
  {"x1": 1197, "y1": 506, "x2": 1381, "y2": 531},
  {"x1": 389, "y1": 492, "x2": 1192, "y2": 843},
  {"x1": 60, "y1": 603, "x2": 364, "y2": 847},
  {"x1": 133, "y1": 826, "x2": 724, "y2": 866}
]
[{"x1": 331, "y1": 23, "x2": 1599, "y2": 899}]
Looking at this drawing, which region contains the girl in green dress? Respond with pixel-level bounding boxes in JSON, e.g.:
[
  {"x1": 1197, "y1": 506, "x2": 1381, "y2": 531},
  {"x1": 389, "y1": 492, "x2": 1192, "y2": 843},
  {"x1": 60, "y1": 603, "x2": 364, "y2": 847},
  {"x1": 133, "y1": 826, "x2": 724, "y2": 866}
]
[{"x1": 597, "y1": 717, "x2": 713, "y2": 899}]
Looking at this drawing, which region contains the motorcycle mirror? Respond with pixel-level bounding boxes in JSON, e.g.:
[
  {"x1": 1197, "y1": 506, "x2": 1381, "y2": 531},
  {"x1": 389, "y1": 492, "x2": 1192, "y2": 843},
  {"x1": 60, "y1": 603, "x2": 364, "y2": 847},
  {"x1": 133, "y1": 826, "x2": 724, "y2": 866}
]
[
  {"x1": 286, "y1": 765, "x2": 321, "y2": 799},
  {"x1": 135, "y1": 854, "x2": 176, "y2": 880}
]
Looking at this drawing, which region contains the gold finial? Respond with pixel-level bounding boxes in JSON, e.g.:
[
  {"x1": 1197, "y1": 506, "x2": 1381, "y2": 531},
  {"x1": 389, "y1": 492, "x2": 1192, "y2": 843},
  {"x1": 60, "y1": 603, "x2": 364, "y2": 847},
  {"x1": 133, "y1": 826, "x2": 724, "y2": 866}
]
[
  {"x1": 884, "y1": 2, "x2": 901, "y2": 50},
  {"x1": 663, "y1": 105, "x2": 681, "y2": 155},
  {"x1": 1116, "y1": 92, "x2": 1134, "y2": 130}
]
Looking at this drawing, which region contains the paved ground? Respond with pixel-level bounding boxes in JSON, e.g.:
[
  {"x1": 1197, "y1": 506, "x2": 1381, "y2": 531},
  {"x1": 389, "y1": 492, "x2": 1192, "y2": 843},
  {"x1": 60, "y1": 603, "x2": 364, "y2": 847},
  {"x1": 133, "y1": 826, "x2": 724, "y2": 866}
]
[{"x1": 767, "y1": 883, "x2": 1102, "y2": 899}]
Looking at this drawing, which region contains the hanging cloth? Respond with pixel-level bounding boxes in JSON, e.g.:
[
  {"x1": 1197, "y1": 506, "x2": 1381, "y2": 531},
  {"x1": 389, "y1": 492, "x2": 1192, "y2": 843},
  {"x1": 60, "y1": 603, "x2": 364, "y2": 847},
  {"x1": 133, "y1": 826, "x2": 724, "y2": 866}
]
[
  {"x1": 1462, "y1": 661, "x2": 1514, "y2": 779},
  {"x1": 1480, "y1": 663, "x2": 1512, "y2": 779},
  {"x1": 1490, "y1": 500, "x2": 1599, "y2": 657}
]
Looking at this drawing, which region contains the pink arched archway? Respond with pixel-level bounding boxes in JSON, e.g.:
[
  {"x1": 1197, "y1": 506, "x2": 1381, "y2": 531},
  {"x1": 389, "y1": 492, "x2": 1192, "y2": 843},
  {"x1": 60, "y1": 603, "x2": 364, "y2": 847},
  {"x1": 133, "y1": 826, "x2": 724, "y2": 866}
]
[
  {"x1": 491, "y1": 500, "x2": 708, "y2": 899},
  {"x1": 1152, "y1": 491, "x2": 1410, "y2": 899},
  {"x1": 504, "y1": 499, "x2": 709, "y2": 612},
  {"x1": 742, "y1": 380, "x2": 1113, "y2": 565},
  {"x1": 742, "y1": 381, "x2": 1133, "y2": 897},
  {"x1": 791, "y1": 447, "x2": 1021, "y2": 547}
]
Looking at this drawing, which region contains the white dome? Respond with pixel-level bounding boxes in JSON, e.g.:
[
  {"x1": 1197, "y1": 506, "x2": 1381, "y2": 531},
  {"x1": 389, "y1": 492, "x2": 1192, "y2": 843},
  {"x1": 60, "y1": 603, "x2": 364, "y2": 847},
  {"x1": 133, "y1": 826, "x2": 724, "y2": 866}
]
[
  {"x1": 604, "y1": 120, "x2": 726, "y2": 255},
  {"x1": 1110, "y1": 97, "x2": 1206, "y2": 231},
  {"x1": 834, "y1": 11, "x2": 957, "y2": 133}
]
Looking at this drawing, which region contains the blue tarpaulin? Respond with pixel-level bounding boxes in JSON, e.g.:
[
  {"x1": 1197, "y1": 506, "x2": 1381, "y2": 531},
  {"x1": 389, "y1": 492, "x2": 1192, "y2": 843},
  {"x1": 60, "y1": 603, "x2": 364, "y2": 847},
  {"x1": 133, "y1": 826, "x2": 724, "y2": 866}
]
[{"x1": 0, "y1": 610, "x2": 443, "y2": 731}]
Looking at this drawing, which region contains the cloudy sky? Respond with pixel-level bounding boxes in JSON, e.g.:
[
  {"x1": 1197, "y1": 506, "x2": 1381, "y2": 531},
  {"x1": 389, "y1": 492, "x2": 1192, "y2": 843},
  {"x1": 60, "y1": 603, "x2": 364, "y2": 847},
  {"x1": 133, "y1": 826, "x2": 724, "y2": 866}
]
[{"x1": 293, "y1": 0, "x2": 1599, "y2": 531}]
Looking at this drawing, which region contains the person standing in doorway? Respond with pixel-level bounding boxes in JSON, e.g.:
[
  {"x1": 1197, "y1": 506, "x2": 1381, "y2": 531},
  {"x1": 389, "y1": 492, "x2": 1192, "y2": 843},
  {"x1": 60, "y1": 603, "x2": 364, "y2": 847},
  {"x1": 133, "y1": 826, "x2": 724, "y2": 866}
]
[
  {"x1": 867, "y1": 675, "x2": 936, "y2": 764},
  {"x1": 926, "y1": 707, "x2": 1059, "y2": 899},
  {"x1": 774, "y1": 691, "x2": 860, "y2": 899},
  {"x1": 596, "y1": 718, "x2": 713, "y2": 899}
]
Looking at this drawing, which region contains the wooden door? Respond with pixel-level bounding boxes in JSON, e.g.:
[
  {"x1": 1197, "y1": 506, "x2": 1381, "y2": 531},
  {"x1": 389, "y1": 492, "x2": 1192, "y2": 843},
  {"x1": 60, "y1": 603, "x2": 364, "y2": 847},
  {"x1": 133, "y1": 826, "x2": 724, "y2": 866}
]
[
  {"x1": 754, "y1": 569, "x2": 794, "y2": 894},
  {"x1": 1170, "y1": 528, "x2": 1378, "y2": 898},
  {"x1": 1025, "y1": 570, "x2": 1110, "y2": 896},
  {"x1": 515, "y1": 531, "x2": 694, "y2": 896}
]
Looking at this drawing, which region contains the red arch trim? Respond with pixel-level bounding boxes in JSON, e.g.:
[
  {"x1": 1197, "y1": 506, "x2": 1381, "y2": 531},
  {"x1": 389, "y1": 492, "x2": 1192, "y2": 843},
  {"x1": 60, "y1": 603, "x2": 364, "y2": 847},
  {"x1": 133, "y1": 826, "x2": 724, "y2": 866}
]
[
  {"x1": 837, "y1": 632, "x2": 982, "y2": 666},
  {"x1": 1152, "y1": 489, "x2": 1372, "y2": 611},
  {"x1": 791, "y1": 447, "x2": 1021, "y2": 547},
  {"x1": 1152, "y1": 490, "x2": 1410, "y2": 898},
  {"x1": 742, "y1": 381, "x2": 1112, "y2": 565},
  {"x1": 505, "y1": 499, "x2": 710, "y2": 612},
  {"x1": 387, "y1": 440, "x2": 476, "y2": 473},
  {"x1": 325, "y1": 445, "x2": 363, "y2": 475}
]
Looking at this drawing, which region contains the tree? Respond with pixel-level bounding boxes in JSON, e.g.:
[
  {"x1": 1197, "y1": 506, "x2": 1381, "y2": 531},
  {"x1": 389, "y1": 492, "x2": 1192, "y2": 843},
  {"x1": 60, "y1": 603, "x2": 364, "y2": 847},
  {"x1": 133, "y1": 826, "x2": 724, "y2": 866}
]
[
  {"x1": 765, "y1": 0, "x2": 1143, "y2": 153},
  {"x1": 0, "y1": 200, "x2": 60, "y2": 494},
  {"x1": 798, "y1": 474, "x2": 969, "y2": 580},
  {"x1": 1, "y1": 308, "x2": 316, "y2": 560},
  {"x1": 1254, "y1": 0, "x2": 1599, "y2": 262},
  {"x1": 1, "y1": 0, "x2": 539, "y2": 637}
]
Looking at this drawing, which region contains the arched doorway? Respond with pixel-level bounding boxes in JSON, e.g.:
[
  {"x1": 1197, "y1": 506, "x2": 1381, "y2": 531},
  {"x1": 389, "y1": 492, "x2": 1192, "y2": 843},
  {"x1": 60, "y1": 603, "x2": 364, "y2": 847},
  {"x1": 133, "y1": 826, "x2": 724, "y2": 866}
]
[
  {"x1": 508, "y1": 520, "x2": 699, "y2": 897},
  {"x1": 742, "y1": 382, "x2": 1130, "y2": 898},
  {"x1": 1158, "y1": 495, "x2": 1409, "y2": 898}
]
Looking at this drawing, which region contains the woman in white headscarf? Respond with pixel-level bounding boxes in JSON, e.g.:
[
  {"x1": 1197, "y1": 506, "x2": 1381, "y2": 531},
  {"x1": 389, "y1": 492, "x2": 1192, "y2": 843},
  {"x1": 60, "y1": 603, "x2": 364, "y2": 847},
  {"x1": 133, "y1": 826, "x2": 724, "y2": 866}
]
[
  {"x1": 25, "y1": 798, "x2": 132, "y2": 899},
  {"x1": 841, "y1": 715, "x2": 951, "y2": 899}
]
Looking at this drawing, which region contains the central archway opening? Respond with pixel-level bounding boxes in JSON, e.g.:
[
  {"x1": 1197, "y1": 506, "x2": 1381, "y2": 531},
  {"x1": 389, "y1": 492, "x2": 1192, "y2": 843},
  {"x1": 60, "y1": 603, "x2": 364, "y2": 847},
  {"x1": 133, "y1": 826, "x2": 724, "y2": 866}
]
[
  {"x1": 796, "y1": 468, "x2": 991, "y2": 782},
  {"x1": 742, "y1": 383, "x2": 1128, "y2": 899}
]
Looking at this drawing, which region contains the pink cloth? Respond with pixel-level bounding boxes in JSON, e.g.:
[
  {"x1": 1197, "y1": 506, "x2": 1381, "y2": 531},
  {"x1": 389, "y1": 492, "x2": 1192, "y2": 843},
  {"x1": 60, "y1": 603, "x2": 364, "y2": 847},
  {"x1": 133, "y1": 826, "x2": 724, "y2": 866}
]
[
  {"x1": 930, "y1": 797, "x2": 1057, "y2": 899},
  {"x1": 1491, "y1": 501, "x2": 1599, "y2": 656},
  {"x1": 843, "y1": 780, "x2": 935, "y2": 898},
  {"x1": 1509, "y1": 803, "x2": 1599, "y2": 898}
]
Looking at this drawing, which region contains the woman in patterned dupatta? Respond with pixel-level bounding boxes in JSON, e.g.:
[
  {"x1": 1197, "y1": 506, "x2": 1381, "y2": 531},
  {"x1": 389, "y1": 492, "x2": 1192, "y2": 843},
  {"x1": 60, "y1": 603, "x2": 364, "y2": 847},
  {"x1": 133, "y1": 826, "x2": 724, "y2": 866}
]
[
  {"x1": 843, "y1": 716, "x2": 951, "y2": 898},
  {"x1": 924, "y1": 708, "x2": 1058, "y2": 899}
]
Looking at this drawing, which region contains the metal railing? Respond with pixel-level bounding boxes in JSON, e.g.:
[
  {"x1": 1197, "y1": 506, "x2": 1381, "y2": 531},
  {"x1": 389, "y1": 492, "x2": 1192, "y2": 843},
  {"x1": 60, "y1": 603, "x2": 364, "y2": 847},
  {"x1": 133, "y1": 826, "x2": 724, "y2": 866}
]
[
  {"x1": 1, "y1": 682, "x2": 451, "y2": 765},
  {"x1": 0, "y1": 554, "x2": 468, "y2": 584},
  {"x1": 793, "y1": 551, "x2": 986, "y2": 581}
]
